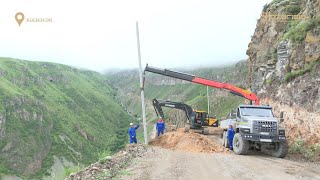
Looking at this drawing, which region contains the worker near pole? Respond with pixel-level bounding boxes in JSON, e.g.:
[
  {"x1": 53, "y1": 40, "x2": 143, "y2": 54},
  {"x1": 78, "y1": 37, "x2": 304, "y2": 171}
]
[
  {"x1": 128, "y1": 122, "x2": 140, "y2": 144},
  {"x1": 227, "y1": 124, "x2": 235, "y2": 150},
  {"x1": 156, "y1": 117, "x2": 166, "y2": 137}
]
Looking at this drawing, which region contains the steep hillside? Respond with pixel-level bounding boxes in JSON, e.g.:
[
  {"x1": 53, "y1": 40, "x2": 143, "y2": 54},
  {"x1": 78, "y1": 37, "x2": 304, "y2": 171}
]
[
  {"x1": 107, "y1": 61, "x2": 248, "y2": 130},
  {"x1": 0, "y1": 58, "x2": 130, "y2": 179},
  {"x1": 247, "y1": 0, "x2": 320, "y2": 148}
]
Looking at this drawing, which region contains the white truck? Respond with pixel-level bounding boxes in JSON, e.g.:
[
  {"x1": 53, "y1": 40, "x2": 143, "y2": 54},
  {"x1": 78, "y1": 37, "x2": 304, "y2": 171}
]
[{"x1": 220, "y1": 104, "x2": 288, "y2": 158}]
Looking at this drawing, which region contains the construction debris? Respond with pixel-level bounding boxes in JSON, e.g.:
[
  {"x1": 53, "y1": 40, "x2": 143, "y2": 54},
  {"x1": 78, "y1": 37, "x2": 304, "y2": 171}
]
[{"x1": 67, "y1": 144, "x2": 150, "y2": 180}]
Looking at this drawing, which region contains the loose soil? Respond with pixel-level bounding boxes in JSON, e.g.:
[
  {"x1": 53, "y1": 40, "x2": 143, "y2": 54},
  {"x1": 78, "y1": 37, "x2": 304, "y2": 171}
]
[{"x1": 149, "y1": 129, "x2": 227, "y2": 153}]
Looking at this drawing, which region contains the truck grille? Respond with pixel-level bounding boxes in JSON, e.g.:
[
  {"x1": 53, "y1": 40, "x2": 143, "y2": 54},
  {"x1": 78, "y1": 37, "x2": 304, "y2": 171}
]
[{"x1": 253, "y1": 121, "x2": 277, "y2": 133}]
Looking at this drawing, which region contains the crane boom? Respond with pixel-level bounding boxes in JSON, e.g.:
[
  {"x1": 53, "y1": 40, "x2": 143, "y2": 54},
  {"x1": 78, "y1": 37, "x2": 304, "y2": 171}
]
[{"x1": 144, "y1": 65, "x2": 260, "y2": 105}]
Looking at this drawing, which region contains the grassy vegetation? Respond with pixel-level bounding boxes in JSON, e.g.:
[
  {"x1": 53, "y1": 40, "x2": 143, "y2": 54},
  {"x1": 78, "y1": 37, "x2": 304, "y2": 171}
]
[
  {"x1": 265, "y1": 79, "x2": 273, "y2": 85},
  {"x1": 284, "y1": 59, "x2": 320, "y2": 82},
  {"x1": 289, "y1": 139, "x2": 320, "y2": 160},
  {"x1": 64, "y1": 165, "x2": 82, "y2": 177},
  {"x1": 0, "y1": 58, "x2": 131, "y2": 179},
  {"x1": 271, "y1": 0, "x2": 299, "y2": 5},
  {"x1": 263, "y1": 3, "x2": 270, "y2": 12},
  {"x1": 136, "y1": 117, "x2": 158, "y2": 143},
  {"x1": 286, "y1": 5, "x2": 301, "y2": 15},
  {"x1": 271, "y1": 0, "x2": 284, "y2": 4},
  {"x1": 281, "y1": 18, "x2": 320, "y2": 44}
]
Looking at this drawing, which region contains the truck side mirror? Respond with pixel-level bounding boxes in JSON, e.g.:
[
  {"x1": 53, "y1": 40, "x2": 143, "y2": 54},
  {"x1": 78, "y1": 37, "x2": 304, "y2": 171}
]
[{"x1": 280, "y1": 112, "x2": 284, "y2": 123}]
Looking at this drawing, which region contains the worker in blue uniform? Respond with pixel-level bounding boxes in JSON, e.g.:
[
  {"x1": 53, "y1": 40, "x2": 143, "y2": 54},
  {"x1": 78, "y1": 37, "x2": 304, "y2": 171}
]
[
  {"x1": 156, "y1": 117, "x2": 166, "y2": 137},
  {"x1": 227, "y1": 124, "x2": 235, "y2": 150},
  {"x1": 128, "y1": 122, "x2": 140, "y2": 144}
]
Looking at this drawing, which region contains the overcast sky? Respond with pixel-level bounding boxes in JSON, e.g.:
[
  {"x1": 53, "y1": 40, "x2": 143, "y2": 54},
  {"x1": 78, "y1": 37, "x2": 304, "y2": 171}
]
[{"x1": 0, "y1": 0, "x2": 271, "y2": 72}]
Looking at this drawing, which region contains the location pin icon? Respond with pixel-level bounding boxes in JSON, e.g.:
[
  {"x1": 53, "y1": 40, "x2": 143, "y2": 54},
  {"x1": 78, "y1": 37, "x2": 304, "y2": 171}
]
[{"x1": 15, "y1": 12, "x2": 25, "y2": 26}]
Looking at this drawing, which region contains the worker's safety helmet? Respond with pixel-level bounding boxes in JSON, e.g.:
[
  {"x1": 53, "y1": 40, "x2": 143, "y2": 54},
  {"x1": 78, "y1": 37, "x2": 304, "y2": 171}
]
[{"x1": 130, "y1": 123, "x2": 134, "y2": 126}]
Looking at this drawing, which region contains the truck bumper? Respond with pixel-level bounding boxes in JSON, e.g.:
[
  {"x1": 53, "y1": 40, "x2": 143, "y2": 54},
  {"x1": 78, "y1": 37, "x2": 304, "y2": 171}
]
[{"x1": 241, "y1": 134, "x2": 286, "y2": 143}]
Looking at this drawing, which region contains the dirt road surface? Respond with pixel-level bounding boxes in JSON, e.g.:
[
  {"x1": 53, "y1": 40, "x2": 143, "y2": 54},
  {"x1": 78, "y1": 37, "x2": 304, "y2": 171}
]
[{"x1": 122, "y1": 129, "x2": 320, "y2": 180}]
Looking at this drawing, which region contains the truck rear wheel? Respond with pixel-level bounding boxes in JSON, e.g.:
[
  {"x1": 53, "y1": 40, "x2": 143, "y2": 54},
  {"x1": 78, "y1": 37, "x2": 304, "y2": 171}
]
[
  {"x1": 272, "y1": 141, "x2": 288, "y2": 158},
  {"x1": 233, "y1": 133, "x2": 249, "y2": 155}
]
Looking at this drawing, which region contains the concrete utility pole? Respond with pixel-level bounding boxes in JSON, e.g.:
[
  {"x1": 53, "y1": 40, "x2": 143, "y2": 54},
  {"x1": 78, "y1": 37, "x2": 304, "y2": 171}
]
[
  {"x1": 136, "y1": 21, "x2": 148, "y2": 144},
  {"x1": 207, "y1": 86, "x2": 210, "y2": 115}
]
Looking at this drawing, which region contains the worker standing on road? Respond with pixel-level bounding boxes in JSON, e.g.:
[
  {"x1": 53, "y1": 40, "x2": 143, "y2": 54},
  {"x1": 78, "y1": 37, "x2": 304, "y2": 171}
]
[
  {"x1": 156, "y1": 117, "x2": 166, "y2": 137},
  {"x1": 227, "y1": 124, "x2": 235, "y2": 150},
  {"x1": 128, "y1": 123, "x2": 140, "y2": 144}
]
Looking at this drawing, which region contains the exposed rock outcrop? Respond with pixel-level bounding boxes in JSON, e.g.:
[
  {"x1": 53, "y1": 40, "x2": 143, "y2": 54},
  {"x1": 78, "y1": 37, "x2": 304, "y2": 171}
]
[{"x1": 247, "y1": 0, "x2": 320, "y2": 145}]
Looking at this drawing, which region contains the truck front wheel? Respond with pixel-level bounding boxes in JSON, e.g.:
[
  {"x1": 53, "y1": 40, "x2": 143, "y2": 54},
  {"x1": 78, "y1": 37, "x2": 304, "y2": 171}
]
[
  {"x1": 233, "y1": 133, "x2": 249, "y2": 155},
  {"x1": 271, "y1": 141, "x2": 288, "y2": 158}
]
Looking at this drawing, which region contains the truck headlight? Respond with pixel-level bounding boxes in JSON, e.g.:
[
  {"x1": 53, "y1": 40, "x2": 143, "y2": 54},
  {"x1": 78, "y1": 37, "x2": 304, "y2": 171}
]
[
  {"x1": 241, "y1": 129, "x2": 250, "y2": 134},
  {"x1": 279, "y1": 129, "x2": 285, "y2": 136}
]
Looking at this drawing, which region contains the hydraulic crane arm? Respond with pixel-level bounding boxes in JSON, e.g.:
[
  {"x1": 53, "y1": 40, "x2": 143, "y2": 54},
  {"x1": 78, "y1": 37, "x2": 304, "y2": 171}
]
[
  {"x1": 145, "y1": 65, "x2": 260, "y2": 105},
  {"x1": 152, "y1": 99, "x2": 194, "y2": 121}
]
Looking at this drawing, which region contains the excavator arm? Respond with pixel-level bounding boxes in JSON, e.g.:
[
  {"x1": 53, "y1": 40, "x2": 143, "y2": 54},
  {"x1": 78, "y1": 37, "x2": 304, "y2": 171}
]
[
  {"x1": 152, "y1": 99, "x2": 194, "y2": 122},
  {"x1": 152, "y1": 99, "x2": 165, "y2": 119},
  {"x1": 145, "y1": 65, "x2": 260, "y2": 105},
  {"x1": 152, "y1": 98, "x2": 218, "y2": 130}
]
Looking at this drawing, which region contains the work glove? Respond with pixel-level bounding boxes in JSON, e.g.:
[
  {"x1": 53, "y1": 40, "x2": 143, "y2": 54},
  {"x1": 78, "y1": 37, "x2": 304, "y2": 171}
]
[{"x1": 131, "y1": 136, "x2": 134, "y2": 138}]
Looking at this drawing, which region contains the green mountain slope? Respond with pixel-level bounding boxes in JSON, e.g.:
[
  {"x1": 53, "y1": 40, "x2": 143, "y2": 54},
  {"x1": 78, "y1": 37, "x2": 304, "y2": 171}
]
[
  {"x1": 107, "y1": 61, "x2": 248, "y2": 132},
  {"x1": 0, "y1": 58, "x2": 130, "y2": 179}
]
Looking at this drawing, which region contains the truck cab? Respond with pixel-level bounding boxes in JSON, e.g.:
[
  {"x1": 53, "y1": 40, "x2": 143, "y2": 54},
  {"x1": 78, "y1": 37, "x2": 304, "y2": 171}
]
[
  {"x1": 235, "y1": 105, "x2": 286, "y2": 143},
  {"x1": 220, "y1": 105, "x2": 288, "y2": 158}
]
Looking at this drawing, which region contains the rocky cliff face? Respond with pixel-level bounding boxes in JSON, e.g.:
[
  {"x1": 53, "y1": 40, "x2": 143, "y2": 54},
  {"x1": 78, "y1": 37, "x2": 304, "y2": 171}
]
[{"x1": 247, "y1": 0, "x2": 320, "y2": 145}]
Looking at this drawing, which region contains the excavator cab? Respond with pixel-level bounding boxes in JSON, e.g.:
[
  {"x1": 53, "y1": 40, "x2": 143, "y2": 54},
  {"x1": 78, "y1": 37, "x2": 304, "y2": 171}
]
[
  {"x1": 194, "y1": 110, "x2": 218, "y2": 127},
  {"x1": 195, "y1": 111, "x2": 204, "y2": 124}
]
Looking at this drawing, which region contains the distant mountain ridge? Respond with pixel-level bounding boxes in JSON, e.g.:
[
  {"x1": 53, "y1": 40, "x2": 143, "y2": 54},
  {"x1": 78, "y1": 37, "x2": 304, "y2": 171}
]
[{"x1": 0, "y1": 58, "x2": 130, "y2": 179}]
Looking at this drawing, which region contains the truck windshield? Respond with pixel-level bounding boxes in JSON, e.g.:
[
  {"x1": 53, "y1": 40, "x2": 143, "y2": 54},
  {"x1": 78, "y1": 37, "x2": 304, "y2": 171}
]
[{"x1": 240, "y1": 107, "x2": 274, "y2": 117}]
